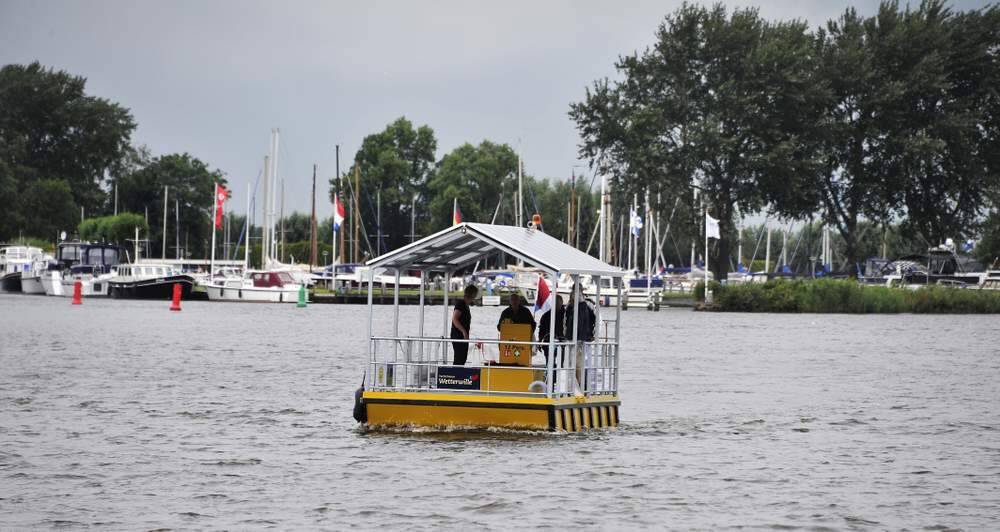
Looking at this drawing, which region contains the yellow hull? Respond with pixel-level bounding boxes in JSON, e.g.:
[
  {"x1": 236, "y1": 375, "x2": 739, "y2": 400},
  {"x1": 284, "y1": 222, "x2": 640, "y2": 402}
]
[{"x1": 362, "y1": 391, "x2": 621, "y2": 432}]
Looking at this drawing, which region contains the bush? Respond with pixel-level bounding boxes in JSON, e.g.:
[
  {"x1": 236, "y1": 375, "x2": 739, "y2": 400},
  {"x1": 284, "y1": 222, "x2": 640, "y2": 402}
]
[
  {"x1": 78, "y1": 212, "x2": 148, "y2": 244},
  {"x1": 707, "y1": 279, "x2": 1000, "y2": 314}
]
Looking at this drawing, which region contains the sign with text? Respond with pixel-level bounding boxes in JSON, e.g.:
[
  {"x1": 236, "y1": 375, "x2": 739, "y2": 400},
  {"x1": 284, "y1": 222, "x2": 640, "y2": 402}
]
[{"x1": 437, "y1": 366, "x2": 481, "y2": 390}]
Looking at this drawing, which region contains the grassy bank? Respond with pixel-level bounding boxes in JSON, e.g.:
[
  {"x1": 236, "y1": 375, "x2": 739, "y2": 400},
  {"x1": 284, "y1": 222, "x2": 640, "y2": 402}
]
[{"x1": 697, "y1": 279, "x2": 1000, "y2": 314}]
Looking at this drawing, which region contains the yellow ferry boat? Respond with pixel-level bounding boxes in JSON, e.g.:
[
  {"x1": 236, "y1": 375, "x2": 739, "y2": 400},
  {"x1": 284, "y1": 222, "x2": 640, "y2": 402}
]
[{"x1": 353, "y1": 222, "x2": 625, "y2": 432}]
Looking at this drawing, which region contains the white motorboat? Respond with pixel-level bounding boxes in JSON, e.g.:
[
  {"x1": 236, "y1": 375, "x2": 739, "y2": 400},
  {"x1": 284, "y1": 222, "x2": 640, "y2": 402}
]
[
  {"x1": 204, "y1": 270, "x2": 303, "y2": 303},
  {"x1": 20, "y1": 250, "x2": 54, "y2": 294},
  {"x1": 1, "y1": 246, "x2": 43, "y2": 292},
  {"x1": 55, "y1": 243, "x2": 123, "y2": 298}
]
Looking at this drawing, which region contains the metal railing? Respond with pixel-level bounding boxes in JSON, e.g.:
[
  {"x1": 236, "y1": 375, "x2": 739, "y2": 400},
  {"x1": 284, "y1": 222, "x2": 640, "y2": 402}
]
[{"x1": 366, "y1": 336, "x2": 618, "y2": 398}]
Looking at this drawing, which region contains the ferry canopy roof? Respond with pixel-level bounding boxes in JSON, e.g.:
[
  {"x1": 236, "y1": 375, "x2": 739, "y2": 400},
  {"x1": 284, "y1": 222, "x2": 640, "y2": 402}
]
[{"x1": 366, "y1": 222, "x2": 624, "y2": 278}]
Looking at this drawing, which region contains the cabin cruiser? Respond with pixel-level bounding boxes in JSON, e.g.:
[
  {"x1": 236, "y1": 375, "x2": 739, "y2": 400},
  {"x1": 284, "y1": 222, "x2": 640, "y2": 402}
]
[
  {"x1": 40, "y1": 241, "x2": 83, "y2": 296},
  {"x1": 0, "y1": 246, "x2": 43, "y2": 292},
  {"x1": 109, "y1": 262, "x2": 196, "y2": 299},
  {"x1": 20, "y1": 250, "x2": 54, "y2": 294},
  {"x1": 56, "y1": 243, "x2": 123, "y2": 297},
  {"x1": 204, "y1": 270, "x2": 303, "y2": 303},
  {"x1": 866, "y1": 243, "x2": 986, "y2": 288}
]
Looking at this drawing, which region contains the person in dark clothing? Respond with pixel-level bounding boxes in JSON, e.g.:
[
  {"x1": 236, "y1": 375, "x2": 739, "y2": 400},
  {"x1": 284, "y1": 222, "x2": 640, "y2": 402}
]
[
  {"x1": 496, "y1": 293, "x2": 536, "y2": 335},
  {"x1": 451, "y1": 285, "x2": 479, "y2": 365},
  {"x1": 564, "y1": 287, "x2": 595, "y2": 392},
  {"x1": 564, "y1": 298, "x2": 594, "y2": 342},
  {"x1": 538, "y1": 295, "x2": 565, "y2": 360}
]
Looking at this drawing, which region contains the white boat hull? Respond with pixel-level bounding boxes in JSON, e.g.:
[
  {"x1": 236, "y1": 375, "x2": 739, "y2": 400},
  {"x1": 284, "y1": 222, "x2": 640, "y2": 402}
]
[
  {"x1": 21, "y1": 276, "x2": 45, "y2": 294},
  {"x1": 42, "y1": 271, "x2": 64, "y2": 296},
  {"x1": 56, "y1": 274, "x2": 112, "y2": 297},
  {"x1": 204, "y1": 284, "x2": 300, "y2": 303}
]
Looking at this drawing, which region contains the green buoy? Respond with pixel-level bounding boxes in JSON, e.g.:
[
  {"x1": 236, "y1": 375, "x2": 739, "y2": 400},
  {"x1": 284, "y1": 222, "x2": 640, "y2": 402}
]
[{"x1": 297, "y1": 285, "x2": 307, "y2": 308}]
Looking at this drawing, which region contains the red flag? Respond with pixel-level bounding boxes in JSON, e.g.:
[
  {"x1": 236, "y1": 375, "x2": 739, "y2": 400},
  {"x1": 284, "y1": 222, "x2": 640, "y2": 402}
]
[
  {"x1": 533, "y1": 275, "x2": 552, "y2": 314},
  {"x1": 214, "y1": 183, "x2": 229, "y2": 229}
]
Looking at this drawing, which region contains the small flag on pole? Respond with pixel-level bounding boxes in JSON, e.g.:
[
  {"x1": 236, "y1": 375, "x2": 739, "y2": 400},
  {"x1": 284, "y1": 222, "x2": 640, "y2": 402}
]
[
  {"x1": 214, "y1": 183, "x2": 230, "y2": 229},
  {"x1": 705, "y1": 213, "x2": 720, "y2": 240},
  {"x1": 453, "y1": 199, "x2": 463, "y2": 226},
  {"x1": 333, "y1": 195, "x2": 345, "y2": 232},
  {"x1": 629, "y1": 207, "x2": 643, "y2": 236}
]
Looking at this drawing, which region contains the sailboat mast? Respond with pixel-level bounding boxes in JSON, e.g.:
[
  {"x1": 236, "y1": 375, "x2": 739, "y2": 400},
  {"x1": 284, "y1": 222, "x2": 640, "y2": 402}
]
[
  {"x1": 310, "y1": 163, "x2": 318, "y2": 268},
  {"x1": 175, "y1": 199, "x2": 179, "y2": 259},
  {"x1": 262, "y1": 154, "x2": 270, "y2": 266},
  {"x1": 599, "y1": 174, "x2": 607, "y2": 263},
  {"x1": 210, "y1": 183, "x2": 217, "y2": 279},
  {"x1": 245, "y1": 182, "x2": 250, "y2": 270},
  {"x1": 279, "y1": 179, "x2": 285, "y2": 263},
  {"x1": 162, "y1": 186, "x2": 168, "y2": 259},
  {"x1": 271, "y1": 130, "x2": 280, "y2": 264},
  {"x1": 516, "y1": 147, "x2": 523, "y2": 227},
  {"x1": 353, "y1": 165, "x2": 360, "y2": 264}
]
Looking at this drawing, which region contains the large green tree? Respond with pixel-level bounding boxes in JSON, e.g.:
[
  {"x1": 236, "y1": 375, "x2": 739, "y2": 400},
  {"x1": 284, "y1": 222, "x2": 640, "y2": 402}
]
[
  {"x1": 892, "y1": 2, "x2": 1000, "y2": 245},
  {"x1": 426, "y1": 140, "x2": 518, "y2": 232},
  {"x1": 0, "y1": 62, "x2": 136, "y2": 239},
  {"x1": 817, "y1": 2, "x2": 1000, "y2": 269},
  {"x1": 570, "y1": 4, "x2": 825, "y2": 279},
  {"x1": 332, "y1": 117, "x2": 436, "y2": 254},
  {"x1": 116, "y1": 153, "x2": 225, "y2": 259}
]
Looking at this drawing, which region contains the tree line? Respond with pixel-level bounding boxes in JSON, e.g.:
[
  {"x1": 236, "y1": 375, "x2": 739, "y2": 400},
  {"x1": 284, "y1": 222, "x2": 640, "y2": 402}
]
[
  {"x1": 571, "y1": 1, "x2": 1000, "y2": 277},
  {"x1": 1, "y1": 62, "x2": 225, "y2": 257}
]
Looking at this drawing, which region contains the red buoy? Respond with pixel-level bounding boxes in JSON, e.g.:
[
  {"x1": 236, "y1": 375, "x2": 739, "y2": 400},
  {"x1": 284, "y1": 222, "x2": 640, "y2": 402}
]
[
  {"x1": 169, "y1": 283, "x2": 182, "y2": 311},
  {"x1": 72, "y1": 281, "x2": 82, "y2": 305}
]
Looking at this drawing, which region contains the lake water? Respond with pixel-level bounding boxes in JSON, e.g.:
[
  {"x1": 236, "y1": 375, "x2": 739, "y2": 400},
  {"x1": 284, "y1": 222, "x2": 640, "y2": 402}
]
[{"x1": 1, "y1": 293, "x2": 998, "y2": 530}]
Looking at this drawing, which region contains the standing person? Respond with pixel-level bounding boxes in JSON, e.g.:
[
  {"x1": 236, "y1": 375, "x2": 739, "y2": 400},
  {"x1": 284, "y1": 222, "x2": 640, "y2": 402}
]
[
  {"x1": 451, "y1": 285, "x2": 479, "y2": 366},
  {"x1": 564, "y1": 286, "x2": 594, "y2": 392},
  {"x1": 538, "y1": 294, "x2": 565, "y2": 361},
  {"x1": 497, "y1": 293, "x2": 536, "y2": 335}
]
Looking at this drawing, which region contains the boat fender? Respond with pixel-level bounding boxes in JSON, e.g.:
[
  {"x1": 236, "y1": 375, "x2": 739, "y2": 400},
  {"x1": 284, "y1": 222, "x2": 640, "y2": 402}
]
[
  {"x1": 527, "y1": 381, "x2": 546, "y2": 393},
  {"x1": 352, "y1": 386, "x2": 367, "y2": 423}
]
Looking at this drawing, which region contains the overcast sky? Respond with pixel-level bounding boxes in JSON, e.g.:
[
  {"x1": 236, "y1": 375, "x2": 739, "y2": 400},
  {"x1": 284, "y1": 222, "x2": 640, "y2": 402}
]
[{"x1": 0, "y1": 0, "x2": 990, "y2": 219}]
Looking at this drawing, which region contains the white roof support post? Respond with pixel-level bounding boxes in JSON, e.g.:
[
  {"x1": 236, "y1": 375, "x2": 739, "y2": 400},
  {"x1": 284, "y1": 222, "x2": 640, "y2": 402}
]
[
  {"x1": 418, "y1": 270, "x2": 425, "y2": 361},
  {"x1": 595, "y1": 274, "x2": 604, "y2": 392},
  {"x1": 393, "y1": 268, "x2": 400, "y2": 360},
  {"x1": 571, "y1": 275, "x2": 581, "y2": 395},
  {"x1": 442, "y1": 271, "x2": 451, "y2": 364},
  {"x1": 546, "y1": 271, "x2": 558, "y2": 398},
  {"x1": 615, "y1": 277, "x2": 621, "y2": 393},
  {"x1": 366, "y1": 268, "x2": 376, "y2": 391}
]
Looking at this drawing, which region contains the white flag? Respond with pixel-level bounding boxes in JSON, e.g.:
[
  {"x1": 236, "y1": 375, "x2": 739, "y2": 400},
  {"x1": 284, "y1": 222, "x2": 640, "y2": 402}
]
[
  {"x1": 705, "y1": 213, "x2": 720, "y2": 239},
  {"x1": 629, "y1": 208, "x2": 643, "y2": 236}
]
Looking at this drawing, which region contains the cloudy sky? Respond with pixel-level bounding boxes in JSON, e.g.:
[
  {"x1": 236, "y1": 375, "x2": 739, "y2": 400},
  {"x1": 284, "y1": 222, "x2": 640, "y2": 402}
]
[{"x1": 0, "y1": 0, "x2": 989, "y2": 218}]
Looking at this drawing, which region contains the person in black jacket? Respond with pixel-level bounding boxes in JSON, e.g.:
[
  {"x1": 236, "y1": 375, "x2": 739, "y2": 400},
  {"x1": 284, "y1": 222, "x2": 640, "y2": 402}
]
[
  {"x1": 564, "y1": 287, "x2": 595, "y2": 392},
  {"x1": 496, "y1": 293, "x2": 536, "y2": 335},
  {"x1": 564, "y1": 291, "x2": 594, "y2": 342},
  {"x1": 450, "y1": 285, "x2": 479, "y2": 365},
  {"x1": 538, "y1": 294, "x2": 565, "y2": 360}
]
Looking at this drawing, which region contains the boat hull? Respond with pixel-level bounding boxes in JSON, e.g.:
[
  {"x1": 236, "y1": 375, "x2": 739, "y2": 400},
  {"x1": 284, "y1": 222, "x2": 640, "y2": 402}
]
[
  {"x1": 41, "y1": 271, "x2": 64, "y2": 296},
  {"x1": 57, "y1": 275, "x2": 112, "y2": 297},
  {"x1": 109, "y1": 276, "x2": 195, "y2": 300},
  {"x1": 361, "y1": 391, "x2": 620, "y2": 432},
  {"x1": 1, "y1": 273, "x2": 22, "y2": 292},
  {"x1": 20, "y1": 276, "x2": 45, "y2": 294},
  {"x1": 204, "y1": 284, "x2": 300, "y2": 303}
]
